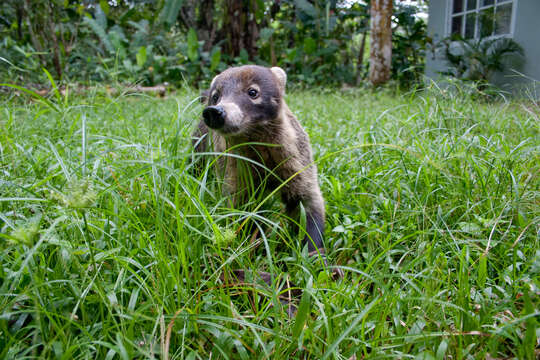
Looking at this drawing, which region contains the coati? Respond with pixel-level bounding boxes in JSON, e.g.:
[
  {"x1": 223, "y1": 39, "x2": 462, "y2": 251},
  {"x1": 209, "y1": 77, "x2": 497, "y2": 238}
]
[{"x1": 193, "y1": 65, "x2": 341, "y2": 276}]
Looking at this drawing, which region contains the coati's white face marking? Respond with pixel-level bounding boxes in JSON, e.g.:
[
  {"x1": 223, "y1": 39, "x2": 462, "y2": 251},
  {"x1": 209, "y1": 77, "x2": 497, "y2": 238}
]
[
  {"x1": 218, "y1": 101, "x2": 244, "y2": 132},
  {"x1": 210, "y1": 76, "x2": 218, "y2": 90},
  {"x1": 204, "y1": 65, "x2": 285, "y2": 136}
]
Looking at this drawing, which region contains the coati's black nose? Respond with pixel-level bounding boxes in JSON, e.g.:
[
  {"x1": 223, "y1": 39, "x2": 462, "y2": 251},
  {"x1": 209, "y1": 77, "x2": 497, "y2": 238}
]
[{"x1": 203, "y1": 106, "x2": 226, "y2": 129}]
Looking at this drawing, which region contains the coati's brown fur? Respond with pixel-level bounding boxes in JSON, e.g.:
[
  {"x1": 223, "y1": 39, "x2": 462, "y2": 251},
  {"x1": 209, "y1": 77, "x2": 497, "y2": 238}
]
[{"x1": 193, "y1": 65, "x2": 337, "y2": 269}]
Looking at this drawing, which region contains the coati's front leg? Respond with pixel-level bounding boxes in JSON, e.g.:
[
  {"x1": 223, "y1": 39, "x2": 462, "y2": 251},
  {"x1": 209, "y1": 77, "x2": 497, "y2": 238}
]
[
  {"x1": 283, "y1": 194, "x2": 325, "y2": 253},
  {"x1": 283, "y1": 184, "x2": 344, "y2": 278},
  {"x1": 282, "y1": 187, "x2": 325, "y2": 252},
  {"x1": 304, "y1": 197, "x2": 326, "y2": 254}
]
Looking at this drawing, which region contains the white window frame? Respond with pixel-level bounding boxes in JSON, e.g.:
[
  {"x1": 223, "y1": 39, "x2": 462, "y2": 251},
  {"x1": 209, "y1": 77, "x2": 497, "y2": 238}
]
[{"x1": 445, "y1": 0, "x2": 517, "y2": 39}]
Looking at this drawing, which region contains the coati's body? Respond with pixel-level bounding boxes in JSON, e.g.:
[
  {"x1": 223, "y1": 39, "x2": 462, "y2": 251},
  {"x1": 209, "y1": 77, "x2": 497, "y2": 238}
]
[{"x1": 193, "y1": 65, "x2": 325, "y2": 254}]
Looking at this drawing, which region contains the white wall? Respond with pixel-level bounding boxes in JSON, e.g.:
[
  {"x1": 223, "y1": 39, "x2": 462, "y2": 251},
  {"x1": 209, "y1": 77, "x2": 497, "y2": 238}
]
[{"x1": 424, "y1": 0, "x2": 540, "y2": 97}]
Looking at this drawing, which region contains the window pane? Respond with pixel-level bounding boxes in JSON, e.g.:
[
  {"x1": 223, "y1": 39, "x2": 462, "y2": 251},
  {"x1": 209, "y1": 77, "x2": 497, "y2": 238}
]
[
  {"x1": 495, "y1": 3, "x2": 512, "y2": 34},
  {"x1": 465, "y1": 13, "x2": 476, "y2": 38},
  {"x1": 452, "y1": 15, "x2": 463, "y2": 35},
  {"x1": 467, "y1": 0, "x2": 477, "y2": 10},
  {"x1": 479, "y1": 8, "x2": 494, "y2": 37},
  {"x1": 496, "y1": 0, "x2": 512, "y2": 3},
  {"x1": 453, "y1": 0, "x2": 464, "y2": 13},
  {"x1": 482, "y1": 0, "x2": 495, "y2": 6}
]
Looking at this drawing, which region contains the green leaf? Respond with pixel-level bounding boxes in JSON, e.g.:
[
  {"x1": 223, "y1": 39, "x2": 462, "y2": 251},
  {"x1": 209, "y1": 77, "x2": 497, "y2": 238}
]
[
  {"x1": 52, "y1": 341, "x2": 63, "y2": 358},
  {"x1": 105, "y1": 349, "x2": 116, "y2": 360},
  {"x1": 477, "y1": 254, "x2": 487, "y2": 288},
  {"x1": 322, "y1": 296, "x2": 379, "y2": 359},
  {"x1": 286, "y1": 48, "x2": 297, "y2": 62},
  {"x1": 136, "y1": 46, "x2": 147, "y2": 68},
  {"x1": 522, "y1": 290, "x2": 537, "y2": 359},
  {"x1": 295, "y1": 0, "x2": 318, "y2": 18},
  {"x1": 292, "y1": 277, "x2": 312, "y2": 343},
  {"x1": 210, "y1": 48, "x2": 221, "y2": 71},
  {"x1": 159, "y1": 0, "x2": 185, "y2": 26},
  {"x1": 0, "y1": 56, "x2": 29, "y2": 72},
  {"x1": 259, "y1": 27, "x2": 274, "y2": 42},
  {"x1": 255, "y1": 0, "x2": 265, "y2": 21},
  {"x1": 42, "y1": 68, "x2": 62, "y2": 104},
  {"x1": 234, "y1": 339, "x2": 249, "y2": 360},
  {"x1": 127, "y1": 288, "x2": 140, "y2": 312},
  {"x1": 458, "y1": 221, "x2": 482, "y2": 235},
  {"x1": 298, "y1": 202, "x2": 307, "y2": 242},
  {"x1": 415, "y1": 352, "x2": 436, "y2": 360},
  {"x1": 83, "y1": 16, "x2": 114, "y2": 54},
  {"x1": 95, "y1": 3, "x2": 108, "y2": 30},
  {"x1": 304, "y1": 37, "x2": 317, "y2": 55},
  {"x1": 436, "y1": 340, "x2": 448, "y2": 360},
  {"x1": 239, "y1": 48, "x2": 249, "y2": 63},
  {"x1": 187, "y1": 28, "x2": 199, "y2": 62},
  {"x1": 408, "y1": 320, "x2": 426, "y2": 335},
  {"x1": 115, "y1": 333, "x2": 129, "y2": 360},
  {"x1": 99, "y1": 0, "x2": 109, "y2": 15},
  {"x1": 0, "y1": 83, "x2": 60, "y2": 113}
]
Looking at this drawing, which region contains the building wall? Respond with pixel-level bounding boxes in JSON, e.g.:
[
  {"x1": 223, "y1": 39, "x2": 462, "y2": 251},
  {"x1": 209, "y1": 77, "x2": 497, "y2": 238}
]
[
  {"x1": 507, "y1": 0, "x2": 540, "y2": 96},
  {"x1": 425, "y1": 0, "x2": 540, "y2": 97},
  {"x1": 425, "y1": 1, "x2": 449, "y2": 81}
]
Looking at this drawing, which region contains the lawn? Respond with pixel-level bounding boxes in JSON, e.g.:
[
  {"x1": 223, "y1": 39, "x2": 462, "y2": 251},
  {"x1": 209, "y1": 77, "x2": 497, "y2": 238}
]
[{"x1": 0, "y1": 86, "x2": 538, "y2": 359}]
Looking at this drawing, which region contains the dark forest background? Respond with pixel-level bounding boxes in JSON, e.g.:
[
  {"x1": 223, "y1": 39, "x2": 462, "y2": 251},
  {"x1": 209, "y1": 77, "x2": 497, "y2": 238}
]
[{"x1": 0, "y1": 0, "x2": 428, "y2": 89}]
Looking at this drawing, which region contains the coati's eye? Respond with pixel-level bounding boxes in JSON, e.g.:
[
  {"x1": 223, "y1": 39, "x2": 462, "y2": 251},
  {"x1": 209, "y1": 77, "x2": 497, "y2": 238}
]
[
  {"x1": 247, "y1": 88, "x2": 259, "y2": 99},
  {"x1": 211, "y1": 92, "x2": 220, "y2": 104}
]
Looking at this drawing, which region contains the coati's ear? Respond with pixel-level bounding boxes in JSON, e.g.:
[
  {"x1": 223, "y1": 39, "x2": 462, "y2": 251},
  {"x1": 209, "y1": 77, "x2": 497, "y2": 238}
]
[{"x1": 270, "y1": 67, "x2": 287, "y2": 94}]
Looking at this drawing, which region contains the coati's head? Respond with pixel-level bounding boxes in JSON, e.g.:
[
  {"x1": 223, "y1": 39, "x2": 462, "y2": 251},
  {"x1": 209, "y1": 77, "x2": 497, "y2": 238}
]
[{"x1": 202, "y1": 65, "x2": 287, "y2": 136}]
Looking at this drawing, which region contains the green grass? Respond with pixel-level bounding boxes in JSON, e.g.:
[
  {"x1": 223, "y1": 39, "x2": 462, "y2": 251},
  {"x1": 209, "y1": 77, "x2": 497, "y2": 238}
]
[{"x1": 0, "y1": 85, "x2": 538, "y2": 359}]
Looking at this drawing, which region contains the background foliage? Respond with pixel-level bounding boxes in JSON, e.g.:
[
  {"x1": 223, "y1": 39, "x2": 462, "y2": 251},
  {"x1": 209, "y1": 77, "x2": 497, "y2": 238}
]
[
  {"x1": 439, "y1": 34, "x2": 524, "y2": 92},
  {"x1": 0, "y1": 0, "x2": 427, "y2": 88}
]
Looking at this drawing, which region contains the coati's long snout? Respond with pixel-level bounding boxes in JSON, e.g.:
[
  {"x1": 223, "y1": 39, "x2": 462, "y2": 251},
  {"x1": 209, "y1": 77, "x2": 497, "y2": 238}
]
[
  {"x1": 202, "y1": 100, "x2": 248, "y2": 135},
  {"x1": 202, "y1": 105, "x2": 226, "y2": 129}
]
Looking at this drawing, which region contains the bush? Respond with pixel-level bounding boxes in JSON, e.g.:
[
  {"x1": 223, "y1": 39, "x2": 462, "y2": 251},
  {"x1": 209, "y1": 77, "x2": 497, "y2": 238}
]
[{"x1": 0, "y1": 0, "x2": 429, "y2": 89}]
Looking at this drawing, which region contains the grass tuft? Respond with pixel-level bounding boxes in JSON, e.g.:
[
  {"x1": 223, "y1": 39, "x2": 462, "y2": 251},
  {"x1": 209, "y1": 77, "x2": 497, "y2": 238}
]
[{"x1": 0, "y1": 86, "x2": 538, "y2": 359}]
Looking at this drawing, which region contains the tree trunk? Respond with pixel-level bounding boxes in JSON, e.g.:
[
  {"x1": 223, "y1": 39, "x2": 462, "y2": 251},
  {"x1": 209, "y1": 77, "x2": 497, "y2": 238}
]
[
  {"x1": 47, "y1": 2, "x2": 62, "y2": 79},
  {"x1": 223, "y1": 0, "x2": 259, "y2": 59},
  {"x1": 197, "y1": 0, "x2": 216, "y2": 52},
  {"x1": 369, "y1": 0, "x2": 393, "y2": 86},
  {"x1": 16, "y1": 2, "x2": 24, "y2": 41}
]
